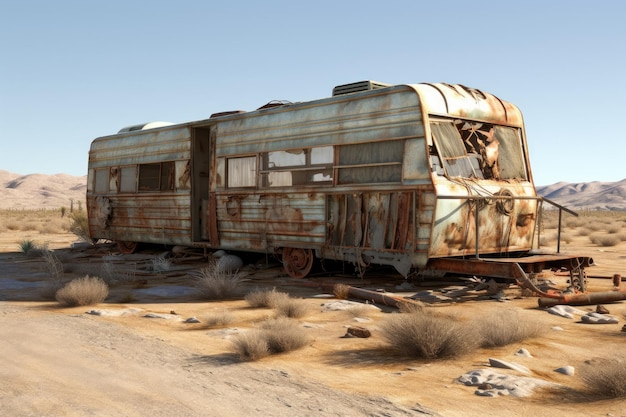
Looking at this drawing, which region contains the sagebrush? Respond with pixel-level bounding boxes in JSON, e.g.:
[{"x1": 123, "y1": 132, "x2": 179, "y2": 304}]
[{"x1": 55, "y1": 275, "x2": 109, "y2": 307}]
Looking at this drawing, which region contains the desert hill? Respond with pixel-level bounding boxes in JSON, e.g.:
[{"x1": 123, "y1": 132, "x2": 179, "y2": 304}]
[
  {"x1": 0, "y1": 170, "x2": 87, "y2": 210},
  {"x1": 0, "y1": 169, "x2": 624, "y2": 211},
  {"x1": 536, "y1": 179, "x2": 626, "y2": 210}
]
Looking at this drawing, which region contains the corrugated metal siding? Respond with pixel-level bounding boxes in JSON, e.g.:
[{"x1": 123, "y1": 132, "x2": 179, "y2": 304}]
[
  {"x1": 90, "y1": 193, "x2": 192, "y2": 245},
  {"x1": 89, "y1": 126, "x2": 191, "y2": 168},
  {"x1": 215, "y1": 86, "x2": 424, "y2": 156},
  {"x1": 215, "y1": 192, "x2": 326, "y2": 251}
]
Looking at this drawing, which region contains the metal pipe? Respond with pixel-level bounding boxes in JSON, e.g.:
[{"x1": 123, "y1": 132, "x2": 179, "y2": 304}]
[
  {"x1": 346, "y1": 286, "x2": 421, "y2": 309},
  {"x1": 538, "y1": 291, "x2": 626, "y2": 307}
]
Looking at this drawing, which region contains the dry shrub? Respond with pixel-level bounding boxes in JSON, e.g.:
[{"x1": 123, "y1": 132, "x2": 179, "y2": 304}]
[
  {"x1": 577, "y1": 227, "x2": 592, "y2": 237},
  {"x1": 260, "y1": 318, "x2": 310, "y2": 354},
  {"x1": 590, "y1": 233, "x2": 620, "y2": 247},
  {"x1": 42, "y1": 250, "x2": 63, "y2": 279},
  {"x1": 6, "y1": 221, "x2": 21, "y2": 231},
  {"x1": 381, "y1": 308, "x2": 477, "y2": 359},
  {"x1": 232, "y1": 318, "x2": 310, "y2": 361},
  {"x1": 475, "y1": 309, "x2": 544, "y2": 348},
  {"x1": 333, "y1": 283, "x2": 350, "y2": 299},
  {"x1": 55, "y1": 275, "x2": 109, "y2": 307},
  {"x1": 619, "y1": 232, "x2": 626, "y2": 242},
  {"x1": 607, "y1": 223, "x2": 622, "y2": 234},
  {"x1": 539, "y1": 232, "x2": 557, "y2": 247},
  {"x1": 273, "y1": 297, "x2": 309, "y2": 319},
  {"x1": 202, "y1": 311, "x2": 235, "y2": 328},
  {"x1": 69, "y1": 211, "x2": 92, "y2": 243},
  {"x1": 98, "y1": 261, "x2": 136, "y2": 284},
  {"x1": 232, "y1": 331, "x2": 270, "y2": 361},
  {"x1": 193, "y1": 265, "x2": 244, "y2": 300},
  {"x1": 39, "y1": 251, "x2": 66, "y2": 300},
  {"x1": 245, "y1": 287, "x2": 290, "y2": 308},
  {"x1": 580, "y1": 357, "x2": 626, "y2": 398},
  {"x1": 40, "y1": 218, "x2": 67, "y2": 234}
]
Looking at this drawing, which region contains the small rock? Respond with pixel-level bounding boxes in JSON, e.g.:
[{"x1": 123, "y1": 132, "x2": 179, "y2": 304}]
[
  {"x1": 184, "y1": 317, "x2": 201, "y2": 323},
  {"x1": 552, "y1": 326, "x2": 564, "y2": 331},
  {"x1": 596, "y1": 305, "x2": 610, "y2": 314},
  {"x1": 515, "y1": 348, "x2": 533, "y2": 358},
  {"x1": 488, "y1": 358, "x2": 530, "y2": 374},
  {"x1": 554, "y1": 366, "x2": 575, "y2": 376},
  {"x1": 345, "y1": 326, "x2": 371, "y2": 338},
  {"x1": 622, "y1": 325, "x2": 626, "y2": 332}
]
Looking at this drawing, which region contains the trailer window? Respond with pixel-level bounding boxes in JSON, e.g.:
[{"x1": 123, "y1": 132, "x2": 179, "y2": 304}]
[
  {"x1": 430, "y1": 122, "x2": 481, "y2": 179},
  {"x1": 138, "y1": 162, "x2": 174, "y2": 191},
  {"x1": 94, "y1": 169, "x2": 109, "y2": 194},
  {"x1": 262, "y1": 147, "x2": 333, "y2": 187},
  {"x1": 227, "y1": 156, "x2": 257, "y2": 188},
  {"x1": 119, "y1": 166, "x2": 137, "y2": 192},
  {"x1": 337, "y1": 141, "x2": 403, "y2": 184},
  {"x1": 430, "y1": 120, "x2": 527, "y2": 180}
]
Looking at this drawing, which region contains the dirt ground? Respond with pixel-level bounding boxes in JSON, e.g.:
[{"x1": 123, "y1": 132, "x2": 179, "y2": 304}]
[{"x1": 1, "y1": 227, "x2": 626, "y2": 417}]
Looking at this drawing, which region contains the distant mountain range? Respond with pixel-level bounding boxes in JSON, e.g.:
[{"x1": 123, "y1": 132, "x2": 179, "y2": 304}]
[
  {"x1": 536, "y1": 179, "x2": 626, "y2": 211},
  {"x1": 0, "y1": 170, "x2": 86, "y2": 210},
  {"x1": 0, "y1": 169, "x2": 624, "y2": 211}
]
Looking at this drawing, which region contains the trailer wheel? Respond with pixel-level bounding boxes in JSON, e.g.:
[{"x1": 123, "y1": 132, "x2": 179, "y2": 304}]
[
  {"x1": 282, "y1": 247, "x2": 314, "y2": 278},
  {"x1": 117, "y1": 240, "x2": 138, "y2": 254}
]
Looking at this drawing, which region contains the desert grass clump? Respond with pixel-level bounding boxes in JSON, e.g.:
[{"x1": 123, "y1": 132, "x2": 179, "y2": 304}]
[
  {"x1": 42, "y1": 250, "x2": 64, "y2": 279},
  {"x1": 232, "y1": 318, "x2": 310, "y2": 361},
  {"x1": 69, "y1": 211, "x2": 92, "y2": 243},
  {"x1": 273, "y1": 297, "x2": 309, "y2": 319},
  {"x1": 150, "y1": 255, "x2": 172, "y2": 273},
  {"x1": 260, "y1": 318, "x2": 310, "y2": 354},
  {"x1": 97, "y1": 261, "x2": 136, "y2": 284},
  {"x1": 18, "y1": 239, "x2": 36, "y2": 255},
  {"x1": 590, "y1": 233, "x2": 620, "y2": 247},
  {"x1": 231, "y1": 331, "x2": 271, "y2": 361},
  {"x1": 244, "y1": 287, "x2": 290, "y2": 308},
  {"x1": 580, "y1": 357, "x2": 626, "y2": 398},
  {"x1": 475, "y1": 309, "x2": 545, "y2": 348},
  {"x1": 381, "y1": 307, "x2": 477, "y2": 359},
  {"x1": 55, "y1": 275, "x2": 109, "y2": 307},
  {"x1": 193, "y1": 265, "x2": 244, "y2": 300},
  {"x1": 202, "y1": 311, "x2": 235, "y2": 328}
]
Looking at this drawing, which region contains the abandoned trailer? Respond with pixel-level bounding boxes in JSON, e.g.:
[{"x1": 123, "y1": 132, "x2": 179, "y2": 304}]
[{"x1": 86, "y1": 80, "x2": 592, "y2": 288}]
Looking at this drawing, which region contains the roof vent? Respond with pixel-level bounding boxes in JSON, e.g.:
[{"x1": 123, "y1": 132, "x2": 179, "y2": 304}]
[{"x1": 332, "y1": 80, "x2": 392, "y2": 96}]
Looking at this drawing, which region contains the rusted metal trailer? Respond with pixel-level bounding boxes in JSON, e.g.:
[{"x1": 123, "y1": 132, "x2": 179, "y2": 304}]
[{"x1": 87, "y1": 81, "x2": 591, "y2": 288}]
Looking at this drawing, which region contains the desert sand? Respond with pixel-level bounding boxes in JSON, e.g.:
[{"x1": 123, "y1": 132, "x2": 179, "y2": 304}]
[{"x1": 1, "y1": 216, "x2": 626, "y2": 417}]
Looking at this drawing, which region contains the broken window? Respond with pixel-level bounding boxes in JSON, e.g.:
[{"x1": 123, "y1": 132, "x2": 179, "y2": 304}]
[
  {"x1": 138, "y1": 162, "x2": 175, "y2": 191},
  {"x1": 261, "y1": 146, "x2": 333, "y2": 187},
  {"x1": 430, "y1": 120, "x2": 527, "y2": 180},
  {"x1": 337, "y1": 140, "x2": 403, "y2": 184},
  {"x1": 227, "y1": 156, "x2": 257, "y2": 188}
]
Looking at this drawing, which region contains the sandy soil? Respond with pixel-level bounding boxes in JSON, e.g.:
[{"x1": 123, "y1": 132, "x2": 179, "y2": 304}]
[{"x1": 1, "y1": 228, "x2": 626, "y2": 417}]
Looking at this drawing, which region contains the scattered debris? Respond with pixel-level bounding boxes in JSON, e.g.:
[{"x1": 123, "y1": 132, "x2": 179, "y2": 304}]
[
  {"x1": 546, "y1": 305, "x2": 587, "y2": 319},
  {"x1": 344, "y1": 326, "x2": 371, "y2": 338},
  {"x1": 581, "y1": 312, "x2": 619, "y2": 324},
  {"x1": 457, "y1": 369, "x2": 556, "y2": 397}
]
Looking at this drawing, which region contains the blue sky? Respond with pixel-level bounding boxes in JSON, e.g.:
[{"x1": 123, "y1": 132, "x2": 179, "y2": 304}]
[{"x1": 1, "y1": 0, "x2": 624, "y2": 185}]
